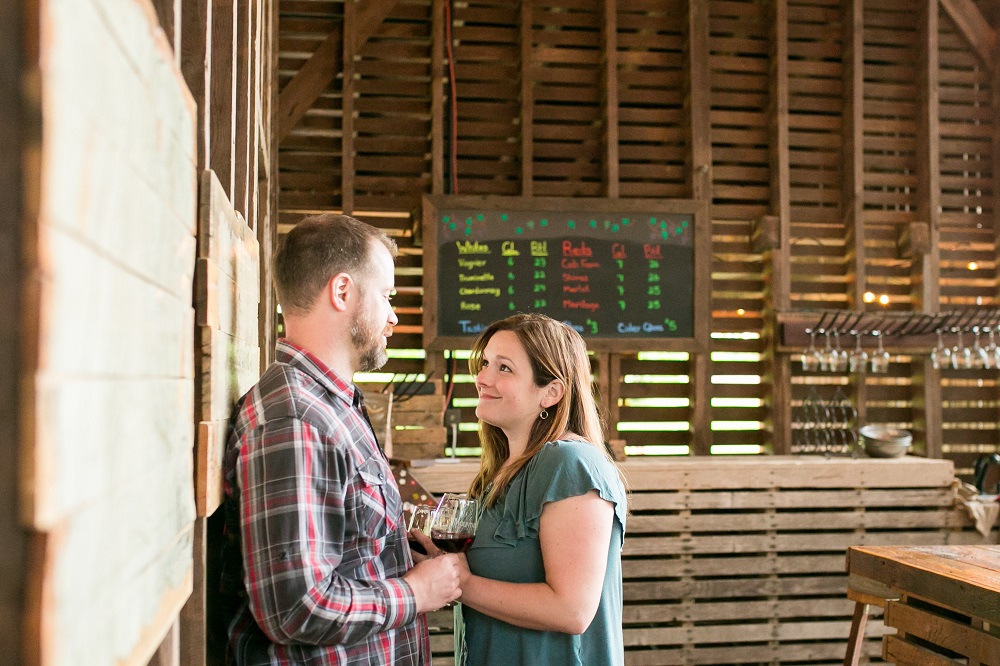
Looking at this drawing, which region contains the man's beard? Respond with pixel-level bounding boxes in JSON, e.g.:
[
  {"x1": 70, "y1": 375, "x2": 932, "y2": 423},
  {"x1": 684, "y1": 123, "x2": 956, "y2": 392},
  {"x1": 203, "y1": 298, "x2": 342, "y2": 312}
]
[{"x1": 351, "y1": 306, "x2": 388, "y2": 372}]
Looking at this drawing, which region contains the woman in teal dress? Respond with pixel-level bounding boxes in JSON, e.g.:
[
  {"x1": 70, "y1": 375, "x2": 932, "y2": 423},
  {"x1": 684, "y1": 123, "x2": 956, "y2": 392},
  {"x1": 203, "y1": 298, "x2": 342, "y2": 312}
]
[{"x1": 454, "y1": 313, "x2": 628, "y2": 665}]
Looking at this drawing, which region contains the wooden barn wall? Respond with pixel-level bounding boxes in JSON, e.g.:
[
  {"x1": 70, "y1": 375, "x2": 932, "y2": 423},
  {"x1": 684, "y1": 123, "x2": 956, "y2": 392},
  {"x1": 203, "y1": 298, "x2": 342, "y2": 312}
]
[
  {"x1": 0, "y1": 0, "x2": 278, "y2": 664},
  {"x1": 20, "y1": 0, "x2": 198, "y2": 663},
  {"x1": 276, "y1": 0, "x2": 999, "y2": 474},
  {"x1": 0, "y1": 0, "x2": 29, "y2": 661}
]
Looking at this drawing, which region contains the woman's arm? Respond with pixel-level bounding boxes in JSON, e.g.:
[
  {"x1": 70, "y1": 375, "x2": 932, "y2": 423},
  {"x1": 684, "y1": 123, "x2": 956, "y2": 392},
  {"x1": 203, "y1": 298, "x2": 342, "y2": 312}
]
[{"x1": 458, "y1": 490, "x2": 614, "y2": 634}]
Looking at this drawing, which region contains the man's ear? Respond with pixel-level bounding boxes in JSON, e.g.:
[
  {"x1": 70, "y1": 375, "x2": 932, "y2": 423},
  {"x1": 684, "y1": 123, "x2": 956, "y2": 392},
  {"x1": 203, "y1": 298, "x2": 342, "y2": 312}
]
[
  {"x1": 327, "y1": 272, "x2": 353, "y2": 312},
  {"x1": 542, "y1": 379, "x2": 566, "y2": 409}
]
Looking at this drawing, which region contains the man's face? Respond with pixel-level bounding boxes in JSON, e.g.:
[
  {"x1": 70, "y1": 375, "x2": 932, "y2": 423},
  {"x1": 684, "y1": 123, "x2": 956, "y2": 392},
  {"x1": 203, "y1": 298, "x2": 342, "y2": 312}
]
[{"x1": 351, "y1": 242, "x2": 398, "y2": 372}]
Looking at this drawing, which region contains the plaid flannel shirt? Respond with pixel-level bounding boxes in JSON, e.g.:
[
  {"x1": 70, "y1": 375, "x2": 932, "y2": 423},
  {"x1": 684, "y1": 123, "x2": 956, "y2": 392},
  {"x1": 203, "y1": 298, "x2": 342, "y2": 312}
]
[{"x1": 221, "y1": 339, "x2": 430, "y2": 665}]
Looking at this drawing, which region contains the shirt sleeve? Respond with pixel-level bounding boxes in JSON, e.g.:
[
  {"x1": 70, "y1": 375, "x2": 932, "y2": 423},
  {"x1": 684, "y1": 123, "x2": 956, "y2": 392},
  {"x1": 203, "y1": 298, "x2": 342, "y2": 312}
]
[
  {"x1": 524, "y1": 441, "x2": 628, "y2": 545},
  {"x1": 236, "y1": 415, "x2": 417, "y2": 646}
]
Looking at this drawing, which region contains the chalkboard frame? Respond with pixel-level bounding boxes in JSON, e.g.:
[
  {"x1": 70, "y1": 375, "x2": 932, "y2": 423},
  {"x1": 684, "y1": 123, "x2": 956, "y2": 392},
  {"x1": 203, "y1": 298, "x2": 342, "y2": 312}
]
[{"x1": 421, "y1": 195, "x2": 710, "y2": 353}]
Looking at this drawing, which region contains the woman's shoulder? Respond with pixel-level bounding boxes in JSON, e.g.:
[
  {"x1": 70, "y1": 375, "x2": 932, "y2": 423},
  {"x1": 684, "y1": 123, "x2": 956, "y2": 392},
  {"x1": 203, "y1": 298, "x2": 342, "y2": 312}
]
[
  {"x1": 531, "y1": 439, "x2": 619, "y2": 484},
  {"x1": 537, "y1": 438, "x2": 608, "y2": 463}
]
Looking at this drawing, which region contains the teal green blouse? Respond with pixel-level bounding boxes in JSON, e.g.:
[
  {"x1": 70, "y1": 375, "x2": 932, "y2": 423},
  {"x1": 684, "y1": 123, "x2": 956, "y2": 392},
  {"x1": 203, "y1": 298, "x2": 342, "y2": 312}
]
[{"x1": 461, "y1": 440, "x2": 627, "y2": 666}]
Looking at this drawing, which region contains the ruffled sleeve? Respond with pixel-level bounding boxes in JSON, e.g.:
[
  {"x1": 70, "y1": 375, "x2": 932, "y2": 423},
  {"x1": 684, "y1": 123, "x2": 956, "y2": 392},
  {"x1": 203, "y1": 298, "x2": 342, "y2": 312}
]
[{"x1": 521, "y1": 440, "x2": 627, "y2": 546}]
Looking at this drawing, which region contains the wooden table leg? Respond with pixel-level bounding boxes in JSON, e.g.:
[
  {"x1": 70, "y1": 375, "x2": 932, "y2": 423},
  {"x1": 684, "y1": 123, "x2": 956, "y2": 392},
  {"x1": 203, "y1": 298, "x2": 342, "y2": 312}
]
[{"x1": 844, "y1": 601, "x2": 869, "y2": 666}]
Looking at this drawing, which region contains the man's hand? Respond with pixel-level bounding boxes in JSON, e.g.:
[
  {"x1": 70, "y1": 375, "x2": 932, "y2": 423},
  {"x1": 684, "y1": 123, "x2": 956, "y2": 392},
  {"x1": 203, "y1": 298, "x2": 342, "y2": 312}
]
[{"x1": 403, "y1": 553, "x2": 462, "y2": 613}]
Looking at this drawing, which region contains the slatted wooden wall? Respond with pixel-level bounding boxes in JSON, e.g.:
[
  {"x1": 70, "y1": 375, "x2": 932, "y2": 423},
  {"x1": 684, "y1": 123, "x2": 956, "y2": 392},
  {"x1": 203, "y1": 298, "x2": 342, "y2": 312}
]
[
  {"x1": 276, "y1": 0, "x2": 999, "y2": 472},
  {"x1": 412, "y1": 456, "x2": 996, "y2": 666}
]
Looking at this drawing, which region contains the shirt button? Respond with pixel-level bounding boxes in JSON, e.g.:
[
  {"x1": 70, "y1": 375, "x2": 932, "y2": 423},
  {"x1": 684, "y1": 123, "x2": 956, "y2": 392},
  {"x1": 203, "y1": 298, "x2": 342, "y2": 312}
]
[{"x1": 378, "y1": 473, "x2": 385, "y2": 480}]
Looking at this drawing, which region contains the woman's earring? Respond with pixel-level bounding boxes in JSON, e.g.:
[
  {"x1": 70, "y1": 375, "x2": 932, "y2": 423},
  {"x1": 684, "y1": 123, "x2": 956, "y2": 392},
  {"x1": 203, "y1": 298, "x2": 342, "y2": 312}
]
[{"x1": 539, "y1": 409, "x2": 549, "y2": 420}]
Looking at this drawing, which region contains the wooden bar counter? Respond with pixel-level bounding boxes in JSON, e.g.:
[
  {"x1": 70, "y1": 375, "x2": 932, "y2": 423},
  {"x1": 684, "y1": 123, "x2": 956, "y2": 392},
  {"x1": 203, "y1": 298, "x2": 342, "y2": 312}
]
[
  {"x1": 409, "y1": 456, "x2": 995, "y2": 665},
  {"x1": 846, "y1": 545, "x2": 1000, "y2": 665}
]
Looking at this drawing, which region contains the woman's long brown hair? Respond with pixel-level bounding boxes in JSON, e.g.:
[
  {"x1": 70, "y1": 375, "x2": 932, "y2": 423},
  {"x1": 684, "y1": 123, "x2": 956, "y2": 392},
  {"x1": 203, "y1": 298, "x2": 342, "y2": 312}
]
[{"x1": 467, "y1": 313, "x2": 627, "y2": 507}]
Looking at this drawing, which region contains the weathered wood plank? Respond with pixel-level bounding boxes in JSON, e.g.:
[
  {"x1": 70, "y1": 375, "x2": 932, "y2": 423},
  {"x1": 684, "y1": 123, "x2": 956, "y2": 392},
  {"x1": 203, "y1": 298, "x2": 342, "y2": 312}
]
[{"x1": 24, "y1": 3, "x2": 198, "y2": 665}]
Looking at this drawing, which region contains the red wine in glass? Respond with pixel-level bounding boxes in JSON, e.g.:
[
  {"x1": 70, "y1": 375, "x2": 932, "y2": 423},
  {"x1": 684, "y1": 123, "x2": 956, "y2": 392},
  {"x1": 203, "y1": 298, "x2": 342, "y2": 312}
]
[
  {"x1": 407, "y1": 538, "x2": 427, "y2": 555},
  {"x1": 430, "y1": 530, "x2": 474, "y2": 553}
]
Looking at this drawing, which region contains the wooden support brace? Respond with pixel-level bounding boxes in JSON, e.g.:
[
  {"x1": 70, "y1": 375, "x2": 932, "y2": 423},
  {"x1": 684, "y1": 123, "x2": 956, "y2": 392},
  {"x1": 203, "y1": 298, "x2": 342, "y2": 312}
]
[{"x1": 897, "y1": 221, "x2": 932, "y2": 259}]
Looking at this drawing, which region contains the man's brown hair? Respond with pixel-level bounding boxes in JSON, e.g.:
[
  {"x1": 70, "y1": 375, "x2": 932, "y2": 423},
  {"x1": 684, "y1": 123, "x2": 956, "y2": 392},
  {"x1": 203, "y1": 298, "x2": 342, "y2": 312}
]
[{"x1": 273, "y1": 213, "x2": 397, "y2": 315}]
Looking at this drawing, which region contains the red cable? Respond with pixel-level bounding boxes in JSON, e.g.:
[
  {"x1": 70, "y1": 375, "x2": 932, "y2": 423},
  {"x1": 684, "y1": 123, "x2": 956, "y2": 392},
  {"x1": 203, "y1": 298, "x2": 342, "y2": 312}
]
[{"x1": 444, "y1": 0, "x2": 459, "y2": 195}]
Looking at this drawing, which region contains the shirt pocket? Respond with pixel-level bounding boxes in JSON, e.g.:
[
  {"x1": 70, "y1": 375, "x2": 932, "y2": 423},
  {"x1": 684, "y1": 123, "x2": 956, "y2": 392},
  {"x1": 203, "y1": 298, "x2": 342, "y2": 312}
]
[{"x1": 355, "y1": 457, "x2": 391, "y2": 542}]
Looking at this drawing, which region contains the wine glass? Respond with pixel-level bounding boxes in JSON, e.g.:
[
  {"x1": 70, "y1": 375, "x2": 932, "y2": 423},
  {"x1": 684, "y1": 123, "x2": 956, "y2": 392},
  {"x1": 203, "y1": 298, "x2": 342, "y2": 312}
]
[
  {"x1": 870, "y1": 331, "x2": 890, "y2": 374},
  {"x1": 952, "y1": 328, "x2": 972, "y2": 370},
  {"x1": 801, "y1": 328, "x2": 820, "y2": 372},
  {"x1": 848, "y1": 331, "x2": 868, "y2": 373},
  {"x1": 972, "y1": 327, "x2": 989, "y2": 369},
  {"x1": 430, "y1": 493, "x2": 479, "y2": 554},
  {"x1": 930, "y1": 329, "x2": 951, "y2": 370},
  {"x1": 831, "y1": 330, "x2": 849, "y2": 373},
  {"x1": 408, "y1": 504, "x2": 434, "y2": 555}
]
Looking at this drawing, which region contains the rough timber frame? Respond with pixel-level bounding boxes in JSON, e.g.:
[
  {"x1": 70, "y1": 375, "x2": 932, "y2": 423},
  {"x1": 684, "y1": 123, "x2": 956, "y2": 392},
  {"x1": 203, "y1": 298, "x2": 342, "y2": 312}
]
[{"x1": 276, "y1": 0, "x2": 1000, "y2": 471}]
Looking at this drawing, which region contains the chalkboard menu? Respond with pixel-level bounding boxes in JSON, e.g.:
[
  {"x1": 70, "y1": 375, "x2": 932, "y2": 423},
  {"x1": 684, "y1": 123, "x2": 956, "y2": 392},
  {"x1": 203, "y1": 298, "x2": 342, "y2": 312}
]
[{"x1": 422, "y1": 195, "x2": 703, "y2": 351}]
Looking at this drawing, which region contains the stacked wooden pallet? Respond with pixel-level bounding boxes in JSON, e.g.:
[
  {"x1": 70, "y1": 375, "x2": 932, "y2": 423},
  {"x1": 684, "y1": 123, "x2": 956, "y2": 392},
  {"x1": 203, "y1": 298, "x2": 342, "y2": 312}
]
[
  {"x1": 413, "y1": 456, "x2": 994, "y2": 666},
  {"x1": 359, "y1": 380, "x2": 447, "y2": 461}
]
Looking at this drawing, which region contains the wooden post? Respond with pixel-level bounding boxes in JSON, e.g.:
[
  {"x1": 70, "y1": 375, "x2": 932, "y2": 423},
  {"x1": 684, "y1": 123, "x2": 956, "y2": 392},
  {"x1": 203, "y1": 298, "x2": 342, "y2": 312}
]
[
  {"x1": 913, "y1": 0, "x2": 942, "y2": 458},
  {"x1": 601, "y1": 0, "x2": 618, "y2": 199},
  {"x1": 210, "y1": 0, "x2": 237, "y2": 198},
  {"x1": 261, "y1": 0, "x2": 278, "y2": 367},
  {"x1": 766, "y1": 0, "x2": 792, "y2": 454},
  {"x1": 233, "y1": 0, "x2": 252, "y2": 218},
  {"x1": 181, "y1": 0, "x2": 212, "y2": 172},
  {"x1": 341, "y1": 0, "x2": 356, "y2": 215},
  {"x1": 686, "y1": 0, "x2": 712, "y2": 456},
  {"x1": 431, "y1": 0, "x2": 444, "y2": 197},
  {"x1": 841, "y1": 0, "x2": 865, "y2": 310},
  {"x1": 520, "y1": 0, "x2": 534, "y2": 196}
]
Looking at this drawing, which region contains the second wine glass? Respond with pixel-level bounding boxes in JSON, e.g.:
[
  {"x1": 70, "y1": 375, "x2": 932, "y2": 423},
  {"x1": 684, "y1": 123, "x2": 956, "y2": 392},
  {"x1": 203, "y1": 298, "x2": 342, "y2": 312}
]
[{"x1": 430, "y1": 493, "x2": 479, "y2": 554}]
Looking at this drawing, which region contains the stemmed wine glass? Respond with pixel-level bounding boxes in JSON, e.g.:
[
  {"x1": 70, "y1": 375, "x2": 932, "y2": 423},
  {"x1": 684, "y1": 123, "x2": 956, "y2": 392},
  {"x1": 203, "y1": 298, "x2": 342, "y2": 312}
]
[
  {"x1": 430, "y1": 493, "x2": 479, "y2": 554},
  {"x1": 952, "y1": 327, "x2": 972, "y2": 370},
  {"x1": 988, "y1": 328, "x2": 1000, "y2": 368},
  {"x1": 971, "y1": 327, "x2": 990, "y2": 369},
  {"x1": 408, "y1": 504, "x2": 434, "y2": 555},
  {"x1": 848, "y1": 330, "x2": 868, "y2": 373},
  {"x1": 830, "y1": 330, "x2": 849, "y2": 373},
  {"x1": 870, "y1": 331, "x2": 890, "y2": 374},
  {"x1": 930, "y1": 329, "x2": 951, "y2": 370},
  {"x1": 802, "y1": 328, "x2": 820, "y2": 372}
]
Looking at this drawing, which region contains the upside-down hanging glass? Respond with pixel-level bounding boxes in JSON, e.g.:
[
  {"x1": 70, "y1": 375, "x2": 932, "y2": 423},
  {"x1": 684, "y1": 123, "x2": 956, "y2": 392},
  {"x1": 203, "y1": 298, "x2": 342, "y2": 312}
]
[{"x1": 870, "y1": 332, "x2": 890, "y2": 374}]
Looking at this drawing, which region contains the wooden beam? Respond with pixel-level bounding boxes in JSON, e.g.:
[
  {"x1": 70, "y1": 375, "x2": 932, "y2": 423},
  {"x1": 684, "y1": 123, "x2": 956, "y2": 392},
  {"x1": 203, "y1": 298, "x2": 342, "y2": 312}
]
[
  {"x1": 180, "y1": 0, "x2": 212, "y2": 171},
  {"x1": 914, "y1": 0, "x2": 942, "y2": 459},
  {"x1": 915, "y1": 0, "x2": 941, "y2": 313},
  {"x1": 234, "y1": 0, "x2": 252, "y2": 217},
  {"x1": 842, "y1": 0, "x2": 866, "y2": 309},
  {"x1": 341, "y1": 0, "x2": 355, "y2": 215},
  {"x1": 210, "y1": 0, "x2": 237, "y2": 198},
  {"x1": 431, "y1": 0, "x2": 444, "y2": 196},
  {"x1": 939, "y1": 0, "x2": 997, "y2": 71},
  {"x1": 687, "y1": 0, "x2": 712, "y2": 456},
  {"x1": 767, "y1": 0, "x2": 792, "y2": 455},
  {"x1": 601, "y1": 0, "x2": 618, "y2": 198},
  {"x1": 520, "y1": 0, "x2": 534, "y2": 196},
  {"x1": 276, "y1": 0, "x2": 401, "y2": 141},
  {"x1": 261, "y1": 0, "x2": 278, "y2": 367}
]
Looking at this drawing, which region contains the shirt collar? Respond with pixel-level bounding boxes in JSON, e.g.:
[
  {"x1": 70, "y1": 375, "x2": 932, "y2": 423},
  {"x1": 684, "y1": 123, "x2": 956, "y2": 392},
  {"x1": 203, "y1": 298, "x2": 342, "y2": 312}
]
[{"x1": 275, "y1": 338, "x2": 360, "y2": 406}]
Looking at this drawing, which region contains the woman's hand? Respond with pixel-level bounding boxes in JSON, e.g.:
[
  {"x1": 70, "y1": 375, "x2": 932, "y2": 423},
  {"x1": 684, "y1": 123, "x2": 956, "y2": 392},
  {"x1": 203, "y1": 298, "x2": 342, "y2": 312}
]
[{"x1": 409, "y1": 528, "x2": 440, "y2": 562}]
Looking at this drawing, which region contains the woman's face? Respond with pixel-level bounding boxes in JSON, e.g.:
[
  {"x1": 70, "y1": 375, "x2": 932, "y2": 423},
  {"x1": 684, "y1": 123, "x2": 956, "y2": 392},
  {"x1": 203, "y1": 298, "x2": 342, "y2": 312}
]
[{"x1": 474, "y1": 330, "x2": 551, "y2": 435}]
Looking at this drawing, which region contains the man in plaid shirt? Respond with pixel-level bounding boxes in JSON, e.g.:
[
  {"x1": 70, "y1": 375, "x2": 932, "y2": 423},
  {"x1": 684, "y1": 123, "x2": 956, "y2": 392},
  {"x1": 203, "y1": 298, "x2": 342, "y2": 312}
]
[{"x1": 220, "y1": 214, "x2": 462, "y2": 665}]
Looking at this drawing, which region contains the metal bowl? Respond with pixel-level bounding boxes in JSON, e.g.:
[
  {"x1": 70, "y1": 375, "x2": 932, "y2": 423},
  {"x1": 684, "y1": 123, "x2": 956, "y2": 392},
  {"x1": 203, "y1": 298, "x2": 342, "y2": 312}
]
[{"x1": 859, "y1": 424, "x2": 912, "y2": 458}]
